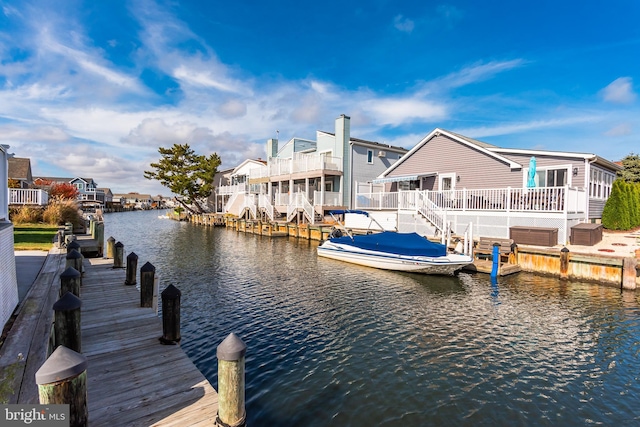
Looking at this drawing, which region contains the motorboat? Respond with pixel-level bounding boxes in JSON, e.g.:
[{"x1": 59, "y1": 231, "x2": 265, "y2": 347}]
[{"x1": 317, "y1": 211, "x2": 473, "y2": 275}]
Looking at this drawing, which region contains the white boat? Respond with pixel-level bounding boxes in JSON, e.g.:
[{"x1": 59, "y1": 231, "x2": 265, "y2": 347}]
[{"x1": 317, "y1": 211, "x2": 473, "y2": 275}]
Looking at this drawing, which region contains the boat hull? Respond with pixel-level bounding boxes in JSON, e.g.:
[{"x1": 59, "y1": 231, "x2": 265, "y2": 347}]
[{"x1": 317, "y1": 241, "x2": 473, "y2": 275}]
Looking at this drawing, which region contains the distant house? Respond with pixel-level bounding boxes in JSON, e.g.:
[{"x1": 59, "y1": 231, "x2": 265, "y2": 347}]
[
  {"x1": 1, "y1": 144, "x2": 19, "y2": 331},
  {"x1": 96, "y1": 188, "x2": 113, "y2": 204},
  {"x1": 357, "y1": 128, "x2": 622, "y2": 244},
  {"x1": 216, "y1": 115, "x2": 408, "y2": 223},
  {"x1": 7, "y1": 157, "x2": 33, "y2": 188},
  {"x1": 113, "y1": 192, "x2": 153, "y2": 210}
]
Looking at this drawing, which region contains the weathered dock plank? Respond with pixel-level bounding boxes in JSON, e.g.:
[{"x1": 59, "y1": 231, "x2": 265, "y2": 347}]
[{"x1": 80, "y1": 257, "x2": 218, "y2": 426}]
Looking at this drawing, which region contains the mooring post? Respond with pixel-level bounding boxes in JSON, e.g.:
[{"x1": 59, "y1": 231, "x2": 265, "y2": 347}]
[
  {"x1": 66, "y1": 249, "x2": 83, "y2": 286},
  {"x1": 140, "y1": 261, "x2": 156, "y2": 308},
  {"x1": 53, "y1": 292, "x2": 82, "y2": 353},
  {"x1": 560, "y1": 247, "x2": 570, "y2": 279},
  {"x1": 622, "y1": 257, "x2": 638, "y2": 290},
  {"x1": 491, "y1": 242, "x2": 500, "y2": 279},
  {"x1": 67, "y1": 239, "x2": 80, "y2": 255},
  {"x1": 106, "y1": 236, "x2": 116, "y2": 259},
  {"x1": 60, "y1": 267, "x2": 81, "y2": 298},
  {"x1": 94, "y1": 222, "x2": 104, "y2": 257},
  {"x1": 159, "y1": 284, "x2": 181, "y2": 344},
  {"x1": 216, "y1": 333, "x2": 247, "y2": 427},
  {"x1": 125, "y1": 252, "x2": 138, "y2": 286},
  {"x1": 114, "y1": 241, "x2": 124, "y2": 268},
  {"x1": 36, "y1": 346, "x2": 88, "y2": 427}
]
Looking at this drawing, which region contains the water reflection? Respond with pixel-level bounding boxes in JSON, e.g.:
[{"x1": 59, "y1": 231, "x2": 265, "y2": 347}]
[{"x1": 104, "y1": 210, "x2": 640, "y2": 426}]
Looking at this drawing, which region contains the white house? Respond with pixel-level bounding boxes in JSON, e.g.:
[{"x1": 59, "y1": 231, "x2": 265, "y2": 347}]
[{"x1": 1, "y1": 144, "x2": 19, "y2": 332}]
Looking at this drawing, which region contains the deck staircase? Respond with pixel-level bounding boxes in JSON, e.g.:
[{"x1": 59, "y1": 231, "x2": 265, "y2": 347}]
[{"x1": 286, "y1": 192, "x2": 316, "y2": 224}]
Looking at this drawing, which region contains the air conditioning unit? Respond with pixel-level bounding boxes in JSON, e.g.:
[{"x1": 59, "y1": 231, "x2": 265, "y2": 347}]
[{"x1": 377, "y1": 150, "x2": 386, "y2": 158}]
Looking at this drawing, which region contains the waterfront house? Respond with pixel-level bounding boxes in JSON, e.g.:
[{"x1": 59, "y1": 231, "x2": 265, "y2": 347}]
[
  {"x1": 1, "y1": 144, "x2": 19, "y2": 332},
  {"x1": 7, "y1": 157, "x2": 33, "y2": 189},
  {"x1": 355, "y1": 128, "x2": 621, "y2": 244},
  {"x1": 96, "y1": 188, "x2": 113, "y2": 204},
  {"x1": 218, "y1": 115, "x2": 408, "y2": 223},
  {"x1": 113, "y1": 192, "x2": 153, "y2": 210}
]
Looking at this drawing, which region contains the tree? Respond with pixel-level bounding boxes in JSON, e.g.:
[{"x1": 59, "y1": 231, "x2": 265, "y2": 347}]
[
  {"x1": 144, "y1": 144, "x2": 221, "y2": 214},
  {"x1": 618, "y1": 153, "x2": 640, "y2": 183},
  {"x1": 48, "y1": 182, "x2": 80, "y2": 200},
  {"x1": 602, "y1": 179, "x2": 631, "y2": 230}
]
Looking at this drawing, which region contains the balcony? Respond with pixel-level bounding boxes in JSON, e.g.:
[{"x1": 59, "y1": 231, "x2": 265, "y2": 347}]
[
  {"x1": 250, "y1": 153, "x2": 343, "y2": 181},
  {"x1": 10, "y1": 189, "x2": 49, "y2": 206}
]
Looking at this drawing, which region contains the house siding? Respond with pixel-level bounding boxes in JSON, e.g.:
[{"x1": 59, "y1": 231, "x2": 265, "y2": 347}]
[
  {"x1": 387, "y1": 134, "x2": 521, "y2": 190},
  {"x1": 351, "y1": 144, "x2": 403, "y2": 206},
  {"x1": 498, "y1": 153, "x2": 586, "y2": 188},
  {"x1": 0, "y1": 223, "x2": 18, "y2": 331}
]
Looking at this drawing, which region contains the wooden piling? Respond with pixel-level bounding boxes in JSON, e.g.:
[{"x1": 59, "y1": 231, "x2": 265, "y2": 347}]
[
  {"x1": 106, "y1": 236, "x2": 115, "y2": 259},
  {"x1": 622, "y1": 257, "x2": 637, "y2": 290},
  {"x1": 36, "y1": 346, "x2": 88, "y2": 427},
  {"x1": 560, "y1": 247, "x2": 570, "y2": 279},
  {"x1": 65, "y1": 249, "x2": 83, "y2": 286},
  {"x1": 67, "y1": 239, "x2": 80, "y2": 254},
  {"x1": 53, "y1": 292, "x2": 82, "y2": 353},
  {"x1": 60, "y1": 267, "x2": 81, "y2": 298},
  {"x1": 125, "y1": 252, "x2": 138, "y2": 286},
  {"x1": 94, "y1": 222, "x2": 104, "y2": 257},
  {"x1": 159, "y1": 284, "x2": 181, "y2": 344},
  {"x1": 216, "y1": 333, "x2": 247, "y2": 427},
  {"x1": 140, "y1": 261, "x2": 155, "y2": 308},
  {"x1": 114, "y1": 241, "x2": 124, "y2": 268}
]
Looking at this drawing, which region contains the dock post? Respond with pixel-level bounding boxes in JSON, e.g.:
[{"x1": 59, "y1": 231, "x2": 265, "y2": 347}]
[
  {"x1": 140, "y1": 261, "x2": 156, "y2": 308},
  {"x1": 560, "y1": 247, "x2": 570, "y2": 279},
  {"x1": 216, "y1": 333, "x2": 247, "y2": 427},
  {"x1": 491, "y1": 243, "x2": 500, "y2": 279},
  {"x1": 53, "y1": 292, "x2": 82, "y2": 353},
  {"x1": 66, "y1": 249, "x2": 83, "y2": 286},
  {"x1": 60, "y1": 267, "x2": 81, "y2": 298},
  {"x1": 94, "y1": 221, "x2": 104, "y2": 257},
  {"x1": 114, "y1": 241, "x2": 124, "y2": 268},
  {"x1": 125, "y1": 252, "x2": 138, "y2": 285},
  {"x1": 106, "y1": 236, "x2": 116, "y2": 258},
  {"x1": 622, "y1": 257, "x2": 637, "y2": 290},
  {"x1": 159, "y1": 285, "x2": 181, "y2": 344},
  {"x1": 66, "y1": 239, "x2": 80, "y2": 255},
  {"x1": 36, "y1": 346, "x2": 88, "y2": 427}
]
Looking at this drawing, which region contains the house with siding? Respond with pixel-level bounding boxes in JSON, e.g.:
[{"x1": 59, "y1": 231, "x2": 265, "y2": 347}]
[
  {"x1": 1, "y1": 144, "x2": 19, "y2": 332},
  {"x1": 217, "y1": 114, "x2": 407, "y2": 223},
  {"x1": 7, "y1": 157, "x2": 33, "y2": 188},
  {"x1": 356, "y1": 128, "x2": 621, "y2": 244}
]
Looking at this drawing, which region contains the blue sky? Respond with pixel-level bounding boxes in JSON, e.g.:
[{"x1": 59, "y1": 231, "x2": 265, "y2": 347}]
[{"x1": 1, "y1": 0, "x2": 639, "y2": 196}]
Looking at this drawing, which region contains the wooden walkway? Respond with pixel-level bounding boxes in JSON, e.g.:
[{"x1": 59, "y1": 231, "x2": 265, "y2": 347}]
[{"x1": 81, "y1": 257, "x2": 218, "y2": 426}]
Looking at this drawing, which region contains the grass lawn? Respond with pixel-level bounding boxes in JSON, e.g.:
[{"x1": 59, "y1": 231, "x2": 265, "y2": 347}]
[{"x1": 13, "y1": 223, "x2": 58, "y2": 251}]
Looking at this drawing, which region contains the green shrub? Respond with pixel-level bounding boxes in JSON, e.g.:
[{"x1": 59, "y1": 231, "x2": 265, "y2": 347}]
[{"x1": 602, "y1": 179, "x2": 631, "y2": 230}]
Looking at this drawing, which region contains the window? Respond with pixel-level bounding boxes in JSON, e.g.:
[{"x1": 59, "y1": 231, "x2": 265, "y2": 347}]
[
  {"x1": 367, "y1": 149, "x2": 373, "y2": 164},
  {"x1": 74, "y1": 183, "x2": 84, "y2": 190},
  {"x1": 398, "y1": 180, "x2": 420, "y2": 191},
  {"x1": 589, "y1": 167, "x2": 615, "y2": 199}
]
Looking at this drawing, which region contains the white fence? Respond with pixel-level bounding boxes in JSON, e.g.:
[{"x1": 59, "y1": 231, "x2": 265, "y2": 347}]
[
  {"x1": 10, "y1": 188, "x2": 49, "y2": 206},
  {"x1": 356, "y1": 186, "x2": 586, "y2": 214}
]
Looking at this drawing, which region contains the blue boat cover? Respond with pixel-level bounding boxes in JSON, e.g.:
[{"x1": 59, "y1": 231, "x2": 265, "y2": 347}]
[{"x1": 330, "y1": 231, "x2": 446, "y2": 257}]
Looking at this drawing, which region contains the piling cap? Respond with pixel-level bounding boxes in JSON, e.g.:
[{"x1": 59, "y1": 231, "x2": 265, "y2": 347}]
[
  {"x1": 67, "y1": 240, "x2": 80, "y2": 251},
  {"x1": 161, "y1": 284, "x2": 181, "y2": 298},
  {"x1": 217, "y1": 333, "x2": 247, "y2": 361},
  {"x1": 53, "y1": 292, "x2": 82, "y2": 311},
  {"x1": 141, "y1": 261, "x2": 156, "y2": 273},
  {"x1": 66, "y1": 249, "x2": 82, "y2": 260},
  {"x1": 60, "y1": 266, "x2": 81, "y2": 279},
  {"x1": 115, "y1": 241, "x2": 124, "y2": 248},
  {"x1": 127, "y1": 251, "x2": 138, "y2": 260},
  {"x1": 35, "y1": 346, "x2": 87, "y2": 385},
  {"x1": 107, "y1": 236, "x2": 116, "y2": 242},
  {"x1": 561, "y1": 246, "x2": 570, "y2": 253}
]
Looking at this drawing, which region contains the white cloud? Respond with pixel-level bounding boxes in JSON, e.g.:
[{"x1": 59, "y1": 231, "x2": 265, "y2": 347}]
[
  {"x1": 457, "y1": 116, "x2": 600, "y2": 138},
  {"x1": 217, "y1": 99, "x2": 247, "y2": 118},
  {"x1": 601, "y1": 77, "x2": 636, "y2": 104},
  {"x1": 362, "y1": 98, "x2": 447, "y2": 126},
  {"x1": 433, "y1": 59, "x2": 527, "y2": 91},
  {"x1": 604, "y1": 123, "x2": 633, "y2": 136},
  {"x1": 393, "y1": 15, "x2": 415, "y2": 33}
]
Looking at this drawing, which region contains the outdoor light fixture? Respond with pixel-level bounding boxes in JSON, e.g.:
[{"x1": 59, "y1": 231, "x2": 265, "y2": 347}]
[
  {"x1": 573, "y1": 167, "x2": 578, "y2": 176},
  {"x1": 457, "y1": 175, "x2": 461, "y2": 182}
]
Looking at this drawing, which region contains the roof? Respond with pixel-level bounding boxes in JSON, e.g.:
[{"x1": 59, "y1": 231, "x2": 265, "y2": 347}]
[
  {"x1": 8, "y1": 157, "x2": 32, "y2": 180},
  {"x1": 379, "y1": 128, "x2": 622, "y2": 178},
  {"x1": 317, "y1": 131, "x2": 407, "y2": 153}
]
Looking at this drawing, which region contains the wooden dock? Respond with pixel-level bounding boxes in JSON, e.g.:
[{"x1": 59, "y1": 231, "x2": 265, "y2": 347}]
[{"x1": 81, "y1": 257, "x2": 218, "y2": 426}]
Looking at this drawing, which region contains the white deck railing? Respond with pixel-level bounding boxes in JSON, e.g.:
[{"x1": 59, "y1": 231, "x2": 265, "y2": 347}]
[
  {"x1": 259, "y1": 194, "x2": 275, "y2": 221},
  {"x1": 286, "y1": 192, "x2": 315, "y2": 224},
  {"x1": 10, "y1": 189, "x2": 49, "y2": 206},
  {"x1": 356, "y1": 186, "x2": 586, "y2": 214},
  {"x1": 313, "y1": 191, "x2": 342, "y2": 207},
  {"x1": 265, "y1": 153, "x2": 342, "y2": 178},
  {"x1": 218, "y1": 183, "x2": 248, "y2": 195}
]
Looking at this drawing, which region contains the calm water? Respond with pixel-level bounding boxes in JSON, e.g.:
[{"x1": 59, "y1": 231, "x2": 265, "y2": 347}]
[{"x1": 104, "y1": 210, "x2": 640, "y2": 426}]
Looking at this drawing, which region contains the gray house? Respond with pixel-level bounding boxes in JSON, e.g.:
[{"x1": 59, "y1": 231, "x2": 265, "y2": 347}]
[
  {"x1": 1, "y1": 144, "x2": 19, "y2": 331},
  {"x1": 356, "y1": 128, "x2": 621, "y2": 244},
  {"x1": 218, "y1": 115, "x2": 408, "y2": 223}
]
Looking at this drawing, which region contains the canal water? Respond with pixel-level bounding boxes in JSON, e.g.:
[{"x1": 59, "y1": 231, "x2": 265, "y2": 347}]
[{"x1": 104, "y1": 210, "x2": 640, "y2": 426}]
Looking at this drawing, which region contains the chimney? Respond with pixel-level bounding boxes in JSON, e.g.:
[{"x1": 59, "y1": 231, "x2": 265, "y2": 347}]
[
  {"x1": 335, "y1": 114, "x2": 351, "y2": 207},
  {"x1": 267, "y1": 138, "x2": 279, "y2": 159}
]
